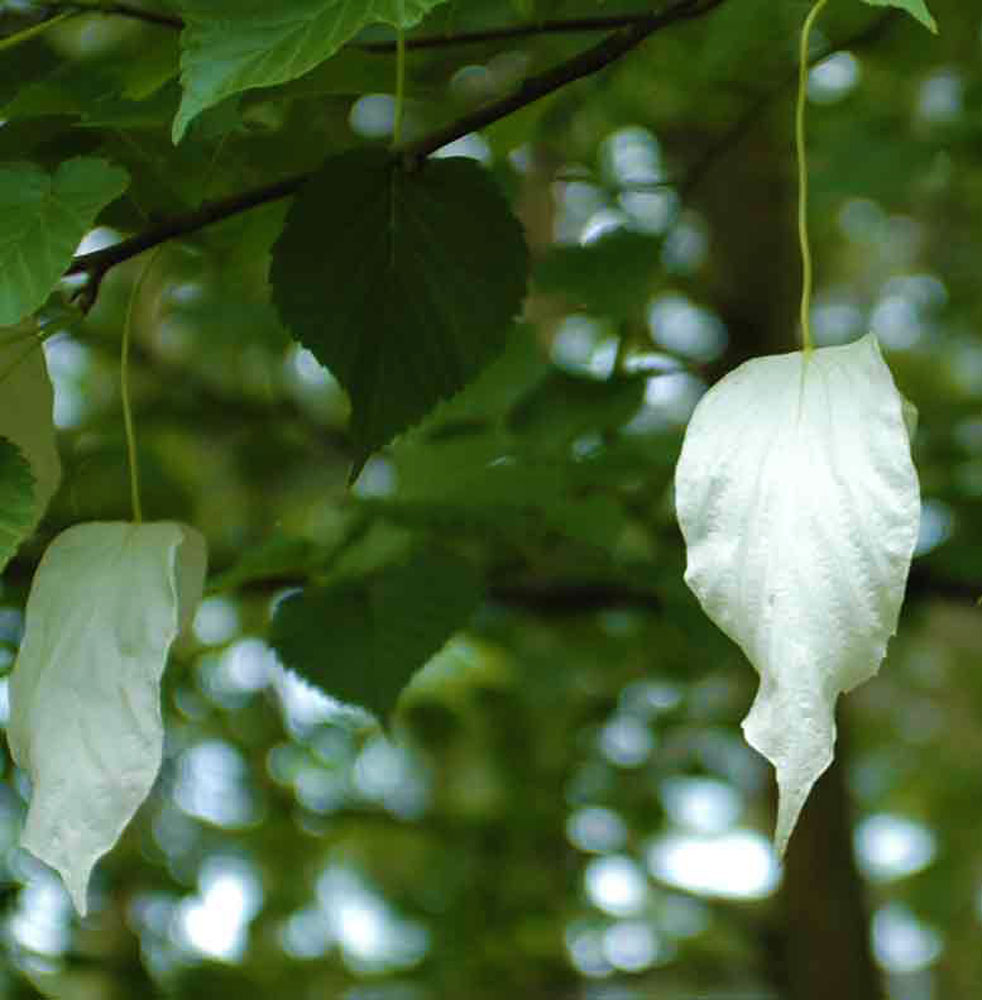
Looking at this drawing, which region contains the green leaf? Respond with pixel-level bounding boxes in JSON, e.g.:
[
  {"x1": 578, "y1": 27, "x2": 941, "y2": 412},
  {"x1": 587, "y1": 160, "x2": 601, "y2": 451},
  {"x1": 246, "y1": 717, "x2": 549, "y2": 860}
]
[
  {"x1": 859, "y1": 0, "x2": 937, "y2": 33},
  {"x1": 0, "y1": 437, "x2": 35, "y2": 573},
  {"x1": 533, "y1": 229, "x2": 663, "y2": 318},
  {"x1": 271, "y1": 150, "x2": 529, "y2": 467},
  {"x1": 0, "y1": 159, "x2": 129, "y2": 325},
  {"x1": 173, "y1": 0, "x2": 450, "y2": 142},
  {"x1": 270, "y1": 552, "x2": 483, "y2": 721},
  {"x1": 0, "y1": 332, "x2": 60, "y2": 527}
]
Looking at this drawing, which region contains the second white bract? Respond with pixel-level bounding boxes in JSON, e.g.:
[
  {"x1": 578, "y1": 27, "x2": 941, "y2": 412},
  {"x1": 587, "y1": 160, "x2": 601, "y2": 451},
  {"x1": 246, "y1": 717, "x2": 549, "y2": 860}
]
[
  {"x1": 8, "y1": 522, "x2": 207, "y2": 915},
  {"x1": 674, "y1": 334, "x2": 920, "y2": 853}
]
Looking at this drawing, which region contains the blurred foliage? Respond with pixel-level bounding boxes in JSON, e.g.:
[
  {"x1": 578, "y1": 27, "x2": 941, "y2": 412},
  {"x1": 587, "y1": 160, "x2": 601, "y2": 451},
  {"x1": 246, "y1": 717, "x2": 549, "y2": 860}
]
[{"x1": 0, "y1": 0, "x2": 979, "y2": 998}]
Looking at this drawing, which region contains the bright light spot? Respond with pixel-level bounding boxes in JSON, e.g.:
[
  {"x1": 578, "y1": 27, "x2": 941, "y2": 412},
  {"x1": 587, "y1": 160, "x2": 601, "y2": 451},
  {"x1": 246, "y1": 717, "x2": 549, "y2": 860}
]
[
  {"x1": 584, "y1": 855, "x2": 648, "y2": 917},
  {"x1": 808, "y1": 51, "x2": 860, "y2": 103},
  {"x1": 602, "y1": 126, "x2": 664, "y2": 187},
  {"x1": 289, "y1": 345, "x2": 330, "y2": 387},
  {"x1": 0, "y1": 676, "x2": 9, "y2": 726},
  {"x1": 855, "y1": 814, "x2": 936, "y2": 881},
  {"x1": 433, "y1": 133, "x2": 491, "y2": 164},
  {"x1": 75, "y1": 226, "x2": 119, "y2": 256},
  {"x1": 279, "y1": 906, "x2": 332, "y2": 959},
  {"x1": 220, "y1": 637, "x2": 275, "y2": 692},
  {"x1": 272, "y1": 663, "x2": 363, "y2": 735},
  {"x1": 917, "y1": 69, "x2": 963, "y2": 124},
  {"x1": 626, "y1": 372, "x2": 705, "y2": 432},
  {"x1": 603, "y1": 920, "x2": 662, "y2": 973},
  {"x1": 580, "y1": 208, "x2": 628, "y2": 245},
  {"x1": 839, "y1": 197, "x2": 886, "y2": 244},
  {"x1": 647, "y1": 831, "x2": 780, "y2": 900},
  {"x1": 177, "y1": 857, "x2": 262, "y2": 962},
  {"x1": 567, "y1": 806, "x2": 628, "y2": 854},
  {"x1": 662, "y1": 215, "x2": 708, "y2": 274},
  {"x1": 550, "y1": 315, "x2": 616, "y2": 377},
  {"x1": 9, "y1": 864, "x2": 71, "y2": 956},
  {"x1": 648, "y1": 293, "x2": 727, "y2": 362},
  {"x1": 43, "y1": 335, "x2": 90, "y2": 429},
  {"x1": 555, "y1": 180, "x2": 605, "y2": 245},
  {"x1": 598, "y1": 715, "x2": 654, "y2": 768},
  {"x1": 871, "y1": 295, "x2": 921, "y2": 349},
  {"x1": 354, "y1": 736, "x2": 428, "y2": 819},
  {"x1": 914, "y1": 500, "x2": 954, "y2": 556},
  {"x1": 813, "y1": 295, "x2": 862, "y2": 346},
  {"x1": 193, "y1": 597, "x2": 240, "y2": 646},
  {"x1": 618, "y1": 680, "x2": 682, "y2": 717},
  {"x1": 872, "y1": 903, "x2": 942, "y2": 973},
  {"x1": 349, "y1": 94, "x2": 396, "y2": 139},
  {"x1": 351, "y1": 455, "x2": 397, "y2": 498},
  {"x1": 565, "y1": 921, "x2": 613, "y2": 978},
  {"x1": 660, "y1": 777, "x2": 741, "y2": 835},
  {"x1": 619, "y1": 189, "x2": 678, "y2": 235},
  {"x1": 318, "y1": 867, "x2": 429, "y2": 973},
  {"x1": 174, "y1": 740, "x2": 256, "y2": 828}
]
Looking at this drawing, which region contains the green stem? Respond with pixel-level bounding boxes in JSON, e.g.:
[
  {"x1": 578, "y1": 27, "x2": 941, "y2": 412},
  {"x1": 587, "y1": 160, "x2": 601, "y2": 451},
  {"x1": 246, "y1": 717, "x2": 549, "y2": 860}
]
[
  {"x1": 0, "y1": 10, "x2": 71, "y2": 52},
  {"x1": 393, "y1": 22, "x2": 407, "y2": 146},
  {"x1": 121, "y1": 251, "x2": 161, "y2": 523},
  {"x1": 796, "y1": 0, "x2": 830, "y2": 354}
]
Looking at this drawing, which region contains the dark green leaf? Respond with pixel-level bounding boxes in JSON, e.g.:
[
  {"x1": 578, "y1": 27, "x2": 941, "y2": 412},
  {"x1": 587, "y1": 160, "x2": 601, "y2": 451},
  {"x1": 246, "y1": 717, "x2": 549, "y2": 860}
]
[
  {"x1": 271, "y1": 150, "x2": 529, "y2": 467},
  {"x1": 270, "y1": 552, "x2": 483, "y2": 721},
  {"x1": 173, "y1": 0, "x2": 450, "y2": 141},
  {"x1": 859, "y1": 0, "x2": 937, "y2": 32},
  {"x1": 0, "y1": 437, "x2": 36, "y2": 573},
  {"x1": 0, "y1": 158, "x2": 129, "y2": 325}
]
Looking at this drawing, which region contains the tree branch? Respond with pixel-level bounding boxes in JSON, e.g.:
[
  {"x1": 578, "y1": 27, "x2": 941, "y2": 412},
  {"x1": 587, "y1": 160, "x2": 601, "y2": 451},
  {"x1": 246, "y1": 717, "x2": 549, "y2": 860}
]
[{"x1": 67, "y1": 0, "x2": 726, "y2": 308}]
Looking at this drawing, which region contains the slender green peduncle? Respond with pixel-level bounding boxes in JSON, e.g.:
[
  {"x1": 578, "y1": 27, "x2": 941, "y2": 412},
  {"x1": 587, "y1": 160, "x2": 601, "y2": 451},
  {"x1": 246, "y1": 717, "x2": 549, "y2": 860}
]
[
  {"x1": 121, "y1": 251, "x2": 162, "y2": 524},
  {"x1": 796, "y1": 0, "x2": 831, "y2": 354}
]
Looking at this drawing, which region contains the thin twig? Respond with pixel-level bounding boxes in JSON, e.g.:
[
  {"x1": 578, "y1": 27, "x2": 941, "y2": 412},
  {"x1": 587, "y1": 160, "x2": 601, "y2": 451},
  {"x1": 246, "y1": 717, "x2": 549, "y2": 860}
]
[
  {"x1": 40, "y1": 0, "x2": 182, "y2": 29},
  {"x1": 67, "y1": 0, "x2": 725, "y2": 306}
]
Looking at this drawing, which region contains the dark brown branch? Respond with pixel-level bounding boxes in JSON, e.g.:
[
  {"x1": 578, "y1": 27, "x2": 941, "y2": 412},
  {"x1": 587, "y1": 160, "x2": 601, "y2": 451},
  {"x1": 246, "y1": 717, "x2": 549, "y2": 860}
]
[
  {"x1": 66, "y1": 0, "x2": 726, "y2": 307},
  {"x1": 36, "y1": 1, "x2": 727, "y2": 50},
  {"x1": 402, "y1": 0, "x2": 726, "y2": 164},
  {"x1": 360, "y1": 7, "x2": 722, "y2": 52}
]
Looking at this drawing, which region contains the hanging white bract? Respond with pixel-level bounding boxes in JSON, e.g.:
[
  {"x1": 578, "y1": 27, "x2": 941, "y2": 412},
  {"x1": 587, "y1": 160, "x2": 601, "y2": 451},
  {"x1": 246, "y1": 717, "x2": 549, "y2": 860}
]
[
  {"x1": 674, "y1": 334, "x2": 920, "y2": 853},
  {"x1": 8, "y1": 522, "x2": 207, "y2": 915}
]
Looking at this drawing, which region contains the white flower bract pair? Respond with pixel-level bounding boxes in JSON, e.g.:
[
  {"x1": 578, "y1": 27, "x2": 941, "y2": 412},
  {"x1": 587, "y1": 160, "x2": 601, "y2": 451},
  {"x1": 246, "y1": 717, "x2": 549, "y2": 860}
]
[
  {"x1": 8, "y1": 522, "x2": 206, "y2": 916},
  {"x1": 675, "y1": 334, "x2": 920, "y2": 852}
]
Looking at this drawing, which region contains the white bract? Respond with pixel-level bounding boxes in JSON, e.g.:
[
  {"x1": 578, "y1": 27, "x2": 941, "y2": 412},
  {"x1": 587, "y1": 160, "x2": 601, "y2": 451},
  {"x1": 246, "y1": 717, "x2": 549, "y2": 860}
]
[
  {"x1": 0, "y1": 332, "x2": 60, "y2": 520},
  {"x1": 8, "y1": 522, "x2": 207, "y2": 915},
  {"x1": 675, "y1": 334, "x2": 920, "y2": 853}
]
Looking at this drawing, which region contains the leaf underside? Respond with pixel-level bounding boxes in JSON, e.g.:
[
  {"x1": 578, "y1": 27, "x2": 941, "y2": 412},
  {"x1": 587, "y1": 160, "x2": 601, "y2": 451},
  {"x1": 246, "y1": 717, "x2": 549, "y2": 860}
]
[{"x1": 173, "y1": 0, "x2": 450, "y2": 141}]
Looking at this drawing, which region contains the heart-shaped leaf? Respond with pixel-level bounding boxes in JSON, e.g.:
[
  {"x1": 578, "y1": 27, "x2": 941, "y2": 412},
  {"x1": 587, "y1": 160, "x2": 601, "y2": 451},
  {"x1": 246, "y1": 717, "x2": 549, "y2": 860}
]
[
  {"x1": 8, "y1": 522, "x2": 207, "y2": 915},
  {"x1": 271, "y1": 150, "x2": 529, "y2": 468},
  {"x1": 674, "y1": 334, "x2": 920, "y2": 852}
]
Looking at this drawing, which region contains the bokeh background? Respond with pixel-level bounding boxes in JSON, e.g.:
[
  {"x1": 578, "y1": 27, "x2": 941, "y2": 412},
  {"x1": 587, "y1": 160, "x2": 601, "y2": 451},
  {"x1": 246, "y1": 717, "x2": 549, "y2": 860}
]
[{"x1": 0, "y1": 0, "x2": 980, "y2": 996}]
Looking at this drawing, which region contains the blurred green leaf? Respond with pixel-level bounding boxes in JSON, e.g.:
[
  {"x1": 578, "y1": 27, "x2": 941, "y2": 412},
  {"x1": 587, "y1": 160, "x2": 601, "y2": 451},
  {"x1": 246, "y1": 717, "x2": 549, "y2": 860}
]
[
  {"x1": 0, "y1": 437, "x2": 36, "y2": 573},
  {"x1": 270, "y1": 551, "x2": 483, "y2": 720},
  {"x1": 860, "y1": 0, "x2": 937, "y2": 32},
  {"x1": 534, "y1": 229, "x2": 663, "y2": 318}
]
